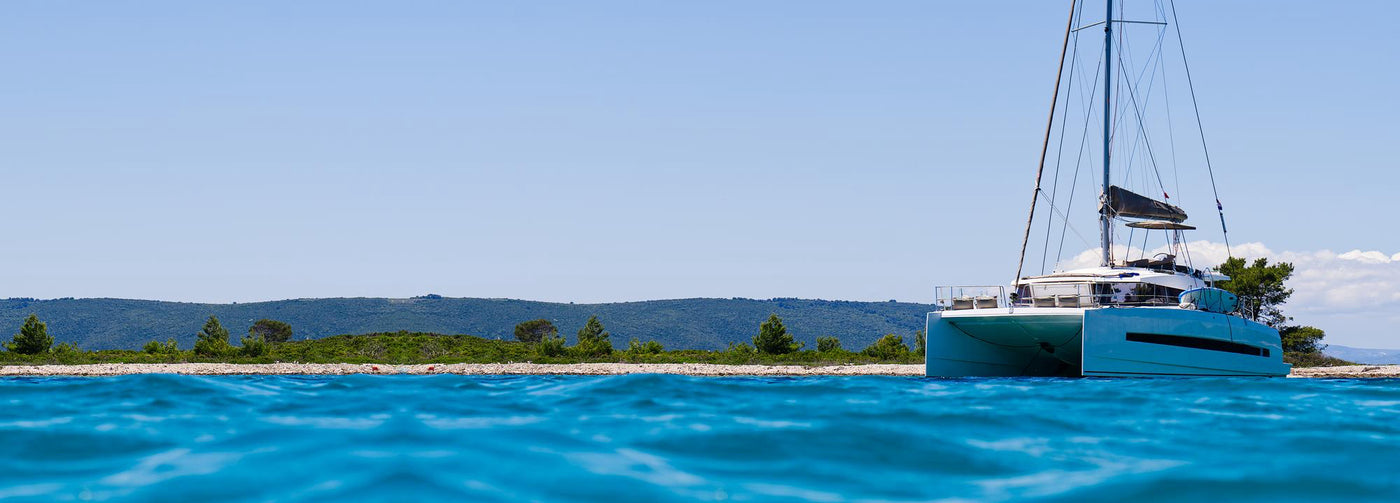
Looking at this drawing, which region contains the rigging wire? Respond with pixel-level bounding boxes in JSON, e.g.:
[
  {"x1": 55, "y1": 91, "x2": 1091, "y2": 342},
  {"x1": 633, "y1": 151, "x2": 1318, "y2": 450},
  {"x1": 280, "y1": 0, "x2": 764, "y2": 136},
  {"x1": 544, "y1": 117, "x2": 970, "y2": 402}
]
[
  {"x1": 1106, "y1": 0, "x2": 1181, "y2": 266},
  {"x1": 1156, "y1": 0, "x2": 1183, "y2": 200},
  {"x1": 1103, "y1": 7, "x2": 1179, "y2": 258},
  {"x1": 1014, "y1": 0, "x2": 1079, "y2": 287},
  {"x1": 1038, "y1": 190, "x2": 1096, "y2": 251},
  {"x1": 1116, "y1": 48, "x2": 1170, "y2": 201},
  {"x1": 1040, "y1": 0, "x2": 1089, "y2": 275},
  {"x1": 1117, "y1": 21, "x2": 1169, "y2": 199},
  {"x1": 1036, "y1": 0, "x2": 1228, "y2": 274},
  {"x1": 1169, "y1": 0, "x2": 1232, "y2": 258},
  {"x1": 1053, "y1": 43, "x2": 1105, "y2": 270}
]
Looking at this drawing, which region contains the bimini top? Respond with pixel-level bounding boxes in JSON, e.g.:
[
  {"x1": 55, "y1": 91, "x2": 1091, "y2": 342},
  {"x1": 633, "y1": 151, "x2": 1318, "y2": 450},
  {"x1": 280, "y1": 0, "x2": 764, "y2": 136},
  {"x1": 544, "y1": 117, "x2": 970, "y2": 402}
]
[
  {"x1": 1106, "y1": 186, "x2": 1188, "y2": 222},
  {"x1": 1126, "y1": 220, "x2": 1196, "y2": 230}
]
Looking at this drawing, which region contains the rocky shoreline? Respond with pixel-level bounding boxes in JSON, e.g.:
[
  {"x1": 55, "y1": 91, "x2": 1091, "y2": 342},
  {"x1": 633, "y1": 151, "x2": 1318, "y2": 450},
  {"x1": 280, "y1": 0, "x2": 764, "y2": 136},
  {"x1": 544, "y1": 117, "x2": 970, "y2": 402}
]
[
  {"x1": 0, "y1": 363, "x2": 1395, "y2": 377},
  {"x1": 0, "y1": 362, "x2": 927, "y2": 377},
  {"x1": 1286, "y1": 365, "x2": 1400, "y2": 378}
]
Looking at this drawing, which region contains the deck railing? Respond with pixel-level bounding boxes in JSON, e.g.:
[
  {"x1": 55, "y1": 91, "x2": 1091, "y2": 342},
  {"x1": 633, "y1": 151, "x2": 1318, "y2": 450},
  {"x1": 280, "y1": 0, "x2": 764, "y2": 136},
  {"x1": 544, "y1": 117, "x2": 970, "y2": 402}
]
[
  {"x1": 934, "y1": 286, "x2": 1007, "y2": 311},
  {"x1": 936, "y1": 283, "x2": 1191, "y2": 311},
  {"x1": 1012, "y1": 282, "x2": 1185, "y2": 308}
]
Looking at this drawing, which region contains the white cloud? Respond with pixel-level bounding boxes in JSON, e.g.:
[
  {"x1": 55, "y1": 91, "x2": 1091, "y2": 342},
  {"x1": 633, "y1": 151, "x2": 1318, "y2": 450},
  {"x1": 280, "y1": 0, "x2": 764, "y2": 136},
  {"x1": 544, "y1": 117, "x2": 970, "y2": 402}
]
[
  {"x1": 1056, "y1": 241, "x2": 1400, "y2": 316},
  {"x1": 1338, "y1": 250, "x2": 1394, "y2": 264}
]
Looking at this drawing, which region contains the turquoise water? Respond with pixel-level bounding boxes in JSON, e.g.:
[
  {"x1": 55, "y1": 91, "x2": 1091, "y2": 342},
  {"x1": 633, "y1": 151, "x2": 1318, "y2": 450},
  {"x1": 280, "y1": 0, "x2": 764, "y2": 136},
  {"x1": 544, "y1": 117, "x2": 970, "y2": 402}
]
[{"x1": 1, "y1": 375, "x2": 1398, "y2": 502}]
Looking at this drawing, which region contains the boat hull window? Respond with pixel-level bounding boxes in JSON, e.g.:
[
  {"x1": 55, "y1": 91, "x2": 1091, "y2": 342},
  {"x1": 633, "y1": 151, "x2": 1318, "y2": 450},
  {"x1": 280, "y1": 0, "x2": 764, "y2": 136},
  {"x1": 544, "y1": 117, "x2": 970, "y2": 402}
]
[{"x1": 1125, "y1": 332, "x2": 1270, "y2": 357}]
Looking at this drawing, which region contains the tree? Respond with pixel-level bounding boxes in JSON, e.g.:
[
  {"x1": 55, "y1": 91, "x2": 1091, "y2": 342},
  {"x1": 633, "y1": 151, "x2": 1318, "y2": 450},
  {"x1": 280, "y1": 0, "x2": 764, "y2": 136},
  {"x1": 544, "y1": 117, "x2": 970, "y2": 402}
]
[
  {"x1": 194, "y1": 315, "x2": 231, "y2": 357},
  {"x1": 1216, "y1": 257, "x2": 1332, "y2": 360},
  {"x1": 753, "y1": 314, "x2": 802, "y2": 354},
  {"x1": 1280, "y1": 325, "x2": 1326, "y2": 354},
  {"x1": 575, "y1": 316, "x2": 613, "y2": 356},
  {"x1": 862, "y1": 334, "x2": 911, "y2": 360},
  {"x1": 1216, "y1": 257, "x2": 1295, "y2": 327},
  {"x1": 913, "y1": 330, "x2": 927, "y2": 356},
  {"x1": 816, "y1": 336, "x2": 841, "y2": 353},
  {"x1": 514, "y1": 319, "x2": 557, "y2": 344},
  {"x1": 8, "y1": 314, "x2": 54, "y2": 355},
  {"x1": 249, "y1": 319, "x2": 294, "y2": 344}
]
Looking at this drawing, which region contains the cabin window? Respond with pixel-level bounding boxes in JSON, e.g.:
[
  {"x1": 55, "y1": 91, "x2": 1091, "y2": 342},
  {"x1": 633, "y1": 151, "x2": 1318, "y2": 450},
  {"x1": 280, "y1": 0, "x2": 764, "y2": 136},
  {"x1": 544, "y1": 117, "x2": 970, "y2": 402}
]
[
  {"x1": 1125, "y1": 332, "x2": 1270, "y2": 357},
  {"x1": 1123, "y1": 284, "x2": 1185, "y2": 306}
]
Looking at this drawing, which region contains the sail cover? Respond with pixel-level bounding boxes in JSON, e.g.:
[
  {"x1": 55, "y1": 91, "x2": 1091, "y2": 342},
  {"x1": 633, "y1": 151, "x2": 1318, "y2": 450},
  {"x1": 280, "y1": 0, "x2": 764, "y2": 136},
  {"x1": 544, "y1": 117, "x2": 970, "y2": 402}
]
[{"x1": 1106, "y1": 186, "x2": 1188, "y2": 222}]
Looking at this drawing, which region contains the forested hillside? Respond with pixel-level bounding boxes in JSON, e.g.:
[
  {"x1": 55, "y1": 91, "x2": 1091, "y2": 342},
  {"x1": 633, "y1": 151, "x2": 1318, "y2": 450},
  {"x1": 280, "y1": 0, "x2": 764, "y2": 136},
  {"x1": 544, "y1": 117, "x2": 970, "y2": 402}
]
[{"x1": 0, "y1": 297, "x2": 934, "y2": 351}]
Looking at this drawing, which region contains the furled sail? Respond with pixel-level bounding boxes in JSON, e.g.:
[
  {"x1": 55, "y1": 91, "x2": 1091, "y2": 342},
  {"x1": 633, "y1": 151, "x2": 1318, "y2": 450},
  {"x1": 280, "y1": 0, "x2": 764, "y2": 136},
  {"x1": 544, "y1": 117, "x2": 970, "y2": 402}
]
[{"x1": 1105, "y1": 186, "x2": 1188, "y2": 222}]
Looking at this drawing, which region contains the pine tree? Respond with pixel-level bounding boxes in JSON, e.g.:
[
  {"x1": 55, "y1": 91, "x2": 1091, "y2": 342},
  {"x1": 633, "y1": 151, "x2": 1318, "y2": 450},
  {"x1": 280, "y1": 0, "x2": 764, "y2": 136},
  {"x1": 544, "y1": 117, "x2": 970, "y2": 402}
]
[
  {"x1": 575, "y1": 316, "x2": 613, "y2": 356},
  {"x1": 753, "y1": 314, "x2": 801, "y2": 355},
  {"x1": 249, "y1": 319, "x2": 294, "y2": 344},
  {"x1": 514, "y1": 319, "x2": 557, "y2": 344},
  {"x1": 1216, "y1": 257, "x2": 1295, "y2": 326},
  {"x1": 194, "y1": 315, "x2": 231, "y2": 357},
  {"x1": 8, "y1": 314, "x2": 54, "y2": 355}
]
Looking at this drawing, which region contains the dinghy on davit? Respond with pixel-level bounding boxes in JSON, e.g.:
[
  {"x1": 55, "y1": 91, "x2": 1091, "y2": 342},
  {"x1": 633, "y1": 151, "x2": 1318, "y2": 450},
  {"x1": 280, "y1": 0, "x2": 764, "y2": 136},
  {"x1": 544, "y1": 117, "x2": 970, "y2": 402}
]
[{"x1": 926, "y1": 0, "x2": 1289, "y2": 377}]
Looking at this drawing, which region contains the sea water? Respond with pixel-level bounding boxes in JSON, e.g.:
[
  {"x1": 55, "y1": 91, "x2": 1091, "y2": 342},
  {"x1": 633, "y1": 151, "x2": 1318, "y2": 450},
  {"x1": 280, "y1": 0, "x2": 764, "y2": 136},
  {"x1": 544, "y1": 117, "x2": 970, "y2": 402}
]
[{"x1": 0, "y1": 374, "x2": 1397, "y2": 502}]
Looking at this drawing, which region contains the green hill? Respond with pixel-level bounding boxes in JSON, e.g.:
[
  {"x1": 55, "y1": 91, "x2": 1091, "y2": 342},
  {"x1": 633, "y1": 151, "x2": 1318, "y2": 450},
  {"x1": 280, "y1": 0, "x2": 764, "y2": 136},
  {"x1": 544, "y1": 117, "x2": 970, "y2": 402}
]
[{"x1": 0, "y1": 297, "x2": 934, "y2": 351}]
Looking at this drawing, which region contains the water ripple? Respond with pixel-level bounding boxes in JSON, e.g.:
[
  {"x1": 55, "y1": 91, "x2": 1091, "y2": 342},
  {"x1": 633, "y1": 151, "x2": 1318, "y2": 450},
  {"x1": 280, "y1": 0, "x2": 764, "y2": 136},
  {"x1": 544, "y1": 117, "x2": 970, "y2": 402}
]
[{"x1": 0, "y1": 375, "x2": 1398, "y2": 501}]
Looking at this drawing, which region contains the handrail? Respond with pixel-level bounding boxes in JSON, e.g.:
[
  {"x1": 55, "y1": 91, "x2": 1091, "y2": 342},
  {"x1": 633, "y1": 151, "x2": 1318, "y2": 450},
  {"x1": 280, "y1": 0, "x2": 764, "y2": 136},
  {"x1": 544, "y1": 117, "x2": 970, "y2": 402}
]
[
  {"x1": 934, "y1": 281, "x2": 1223, "y2": 312},
  {"x1": 934, "y1": 285, "x2": 1008, "y2": 311}
]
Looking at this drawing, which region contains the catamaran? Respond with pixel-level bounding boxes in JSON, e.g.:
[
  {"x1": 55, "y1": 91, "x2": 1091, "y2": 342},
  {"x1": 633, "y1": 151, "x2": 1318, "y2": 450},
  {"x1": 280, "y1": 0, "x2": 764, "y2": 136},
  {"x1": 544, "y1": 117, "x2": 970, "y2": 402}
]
[{"x1": 925, "y1": 0, "x2": 1290, "y2": 377}]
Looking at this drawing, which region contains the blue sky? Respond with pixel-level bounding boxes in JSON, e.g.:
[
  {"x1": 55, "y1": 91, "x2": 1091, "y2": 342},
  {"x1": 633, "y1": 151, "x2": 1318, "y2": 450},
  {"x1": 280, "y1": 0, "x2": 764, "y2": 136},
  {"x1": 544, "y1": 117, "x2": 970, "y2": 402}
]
[{"x1": 1, "y1": 1, "x2": 1396, "y2": 345}]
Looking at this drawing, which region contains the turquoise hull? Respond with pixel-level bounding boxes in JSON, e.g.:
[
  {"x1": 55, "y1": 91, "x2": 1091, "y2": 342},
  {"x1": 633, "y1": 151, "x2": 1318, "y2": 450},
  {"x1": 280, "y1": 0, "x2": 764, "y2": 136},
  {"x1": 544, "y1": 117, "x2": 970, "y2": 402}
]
[{"x1": 925, "y1": 307, "x2": 1290, "y2": 377}]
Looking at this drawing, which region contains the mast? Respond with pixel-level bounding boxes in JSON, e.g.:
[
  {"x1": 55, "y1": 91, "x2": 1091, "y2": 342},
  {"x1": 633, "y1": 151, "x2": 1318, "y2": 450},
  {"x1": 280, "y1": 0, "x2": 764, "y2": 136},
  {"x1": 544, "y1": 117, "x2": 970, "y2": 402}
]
[{"x1": 1099, "y1": 0, "x2": 1114, "y2": 267}]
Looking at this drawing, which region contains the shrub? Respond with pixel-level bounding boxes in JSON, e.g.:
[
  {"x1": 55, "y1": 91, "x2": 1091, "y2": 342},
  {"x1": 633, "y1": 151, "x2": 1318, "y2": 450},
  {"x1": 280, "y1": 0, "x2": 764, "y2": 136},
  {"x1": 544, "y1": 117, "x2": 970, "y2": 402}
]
[
  {"x1": 249, "y1": 319, "x2": 294, "y2": 344},
  {"x1": 240, "y1": 334, "x2": 269, "y2": 357},
  {"x1": 419, "y1": 337, "x2": 450, "y2": 359},
  {"x1": 143, "y1": 338, "x2": 180, "y2": 355},
  {"x1": 725, "y1": 341, "x2": 756, "y2": 355},
  {"x1": 862, "y1": 334, "x2": 910, "y2": 360},
  {"x1": 1285, "y1": 351, "x2": 1353, "y2": 368},
  {"x1": 536, "y1": 332, "x2": 568, "y2": 357},
  {"x1": 816, "y1": 336, "x2": 841, "y2": 353},
  {"x1": 753, "y1": 314, "x2": 801, "y2": 355},
  {"x1": 194, "y1": 338, "x2": 232, "y2": 358},
  {"x1": 514, "y1": 319, "x2": 557, "y2": 344},
  {"x1": 52, "y1": 342, "x2": 79, "y2": 357},
  {"x1": 574, "y1": 338, "x2": 613, "y2": 358},
  {"x1": 8, "y1": 314, "x2": 53, "y2": 355},
  {"x1": 627, "y1": 338, "x2": 664, "y2": 355},
  {"x1": 355, "y1": 338, "x2": 387, "y2": 360}
]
